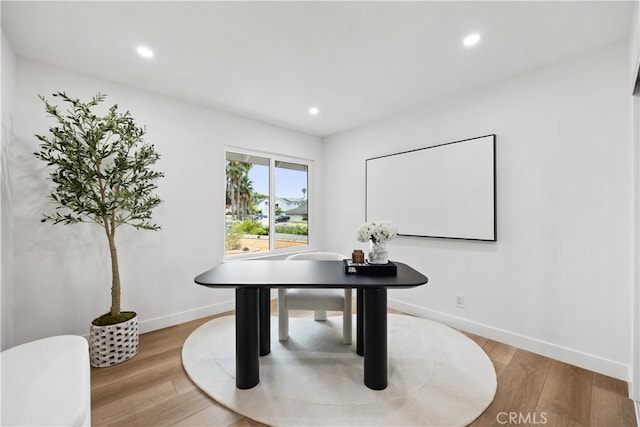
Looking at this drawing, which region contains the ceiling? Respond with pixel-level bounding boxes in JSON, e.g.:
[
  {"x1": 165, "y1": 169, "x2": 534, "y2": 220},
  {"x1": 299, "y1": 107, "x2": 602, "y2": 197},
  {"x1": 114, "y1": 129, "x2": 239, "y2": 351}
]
[{"x1": 1, "y1": 1, "x2": 635, "y2": 137}]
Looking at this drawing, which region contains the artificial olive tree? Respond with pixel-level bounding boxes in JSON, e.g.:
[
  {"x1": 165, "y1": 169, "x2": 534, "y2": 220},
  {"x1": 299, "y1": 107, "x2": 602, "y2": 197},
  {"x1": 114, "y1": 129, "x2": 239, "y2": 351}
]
[{"x1": 35, "y1": 92, "x2": 164, "y2": 322}]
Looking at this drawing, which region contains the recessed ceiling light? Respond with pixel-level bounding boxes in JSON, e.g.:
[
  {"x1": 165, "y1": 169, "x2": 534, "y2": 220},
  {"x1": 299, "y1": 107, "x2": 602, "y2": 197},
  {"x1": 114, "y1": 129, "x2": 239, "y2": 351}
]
[
  {"x1": 309, "y1": 107, "x2": 319, "y2": 116},
  {"x1": 136, "y1": 45, "x2": 154, "y2": 59},
  {"x1": 463, "y1": 33, "x2": 481, "y2": 47}
]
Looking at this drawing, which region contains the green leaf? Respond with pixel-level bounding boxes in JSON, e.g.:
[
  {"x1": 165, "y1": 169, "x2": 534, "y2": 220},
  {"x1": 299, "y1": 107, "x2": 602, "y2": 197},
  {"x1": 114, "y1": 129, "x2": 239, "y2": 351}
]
[{"x1": 34, "y1": 92, "x2": 164, "y2": 233}]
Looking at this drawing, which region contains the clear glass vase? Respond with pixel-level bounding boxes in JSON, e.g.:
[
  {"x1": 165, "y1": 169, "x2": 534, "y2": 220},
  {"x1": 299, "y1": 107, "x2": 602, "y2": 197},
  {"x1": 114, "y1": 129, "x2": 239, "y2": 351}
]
[{"x1": 368, "y1": 240, "x2": 389, "y2": 264}]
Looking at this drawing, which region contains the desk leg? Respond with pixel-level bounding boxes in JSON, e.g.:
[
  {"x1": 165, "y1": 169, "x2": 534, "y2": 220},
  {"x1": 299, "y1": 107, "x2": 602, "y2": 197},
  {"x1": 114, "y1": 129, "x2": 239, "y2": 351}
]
[
  {"x1": 357, "y1": 288, "x2": 364, "y2": 356},
  {"x1": 259, "y1": 287, "x2": 271, "y2": 356},
  {"x1": 236, "y1": 288, "x2": 259, "y2": 389},
  {"x1": 363, "y1": 287, "x2": 387, "y2": 390}
]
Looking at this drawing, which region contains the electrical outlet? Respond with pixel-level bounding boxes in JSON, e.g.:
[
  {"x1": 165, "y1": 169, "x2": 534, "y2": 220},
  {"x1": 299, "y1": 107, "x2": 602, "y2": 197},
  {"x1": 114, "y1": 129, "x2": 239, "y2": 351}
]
[{"x1": 456, "y1": 295, "x2": 464, "y2": 309}]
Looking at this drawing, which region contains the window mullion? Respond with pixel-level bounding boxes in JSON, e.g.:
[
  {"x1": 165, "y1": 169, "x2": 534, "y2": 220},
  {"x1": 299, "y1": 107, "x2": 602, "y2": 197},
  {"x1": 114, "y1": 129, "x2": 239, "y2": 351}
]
[{"x1": 269, "y1": 157, "x2": 276, "y2": 252}]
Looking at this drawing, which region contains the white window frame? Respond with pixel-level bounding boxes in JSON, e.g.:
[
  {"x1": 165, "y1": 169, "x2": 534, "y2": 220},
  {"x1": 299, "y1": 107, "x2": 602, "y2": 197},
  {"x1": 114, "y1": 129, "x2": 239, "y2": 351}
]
[{"x1": 224, "y1": 147, "x2": 314, "y2": 260}]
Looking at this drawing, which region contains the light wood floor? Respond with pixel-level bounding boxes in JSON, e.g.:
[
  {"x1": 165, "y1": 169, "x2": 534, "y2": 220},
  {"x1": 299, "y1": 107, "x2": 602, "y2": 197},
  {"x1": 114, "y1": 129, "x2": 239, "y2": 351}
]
[{"x1": 91, "y1": 306, "x2": 637, "y2": 427}]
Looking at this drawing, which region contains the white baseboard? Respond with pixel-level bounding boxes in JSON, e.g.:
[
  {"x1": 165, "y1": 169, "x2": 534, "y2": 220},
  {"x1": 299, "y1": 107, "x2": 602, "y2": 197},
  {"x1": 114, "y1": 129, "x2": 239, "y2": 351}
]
[
  {"x1": 388, "y1": 298, "x2": 630, "y2": 381},
  {"x1": 138, "y1": 300, "x2": 235, "y2": 334},
  {"x1": 93, "y1": 296, "x2": 629, "y2": 382},
  {"x1": 634, "y1": 400, "x2": 639, "y2": 427}
]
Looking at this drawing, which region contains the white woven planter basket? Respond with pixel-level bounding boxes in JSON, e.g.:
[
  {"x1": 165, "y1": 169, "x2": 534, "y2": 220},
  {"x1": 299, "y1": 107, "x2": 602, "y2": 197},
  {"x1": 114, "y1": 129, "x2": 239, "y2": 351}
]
[{"x1": 89, "y1": 314, "x2": 139, "y2": 367}]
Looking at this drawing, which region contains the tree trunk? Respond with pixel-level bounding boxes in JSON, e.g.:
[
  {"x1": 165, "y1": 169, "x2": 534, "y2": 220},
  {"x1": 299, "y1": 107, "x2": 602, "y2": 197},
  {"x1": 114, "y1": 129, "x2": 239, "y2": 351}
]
[
  {"x1": 230, "y1": 187, "x2": 236, "y2": 220},
  {"x1": 107, "y1": 231, "x2": 121, "y2": 317}
]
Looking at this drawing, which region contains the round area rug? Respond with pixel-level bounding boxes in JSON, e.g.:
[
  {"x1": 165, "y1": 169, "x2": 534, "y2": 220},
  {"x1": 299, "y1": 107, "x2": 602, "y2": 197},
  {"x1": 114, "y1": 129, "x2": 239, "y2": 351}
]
[{"x1": 182, "y1": 314, "x2": 496, "y2": 426}]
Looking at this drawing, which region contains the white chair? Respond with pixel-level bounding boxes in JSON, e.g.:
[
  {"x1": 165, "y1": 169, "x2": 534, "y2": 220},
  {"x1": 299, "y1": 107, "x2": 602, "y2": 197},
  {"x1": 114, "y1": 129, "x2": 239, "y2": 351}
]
[
  {"x1": 0, "y1": 335, "x2": 91, "y2": 426},
  {"x1": 279, "y1": 252, "x2": 352, "y2": 344}
]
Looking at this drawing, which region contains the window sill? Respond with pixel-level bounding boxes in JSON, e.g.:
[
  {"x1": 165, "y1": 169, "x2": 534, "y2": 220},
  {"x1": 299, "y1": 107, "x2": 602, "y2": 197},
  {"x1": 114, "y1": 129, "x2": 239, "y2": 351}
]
[{"x1": 223, "y1": 246, "x2": 315, "y2": 261}]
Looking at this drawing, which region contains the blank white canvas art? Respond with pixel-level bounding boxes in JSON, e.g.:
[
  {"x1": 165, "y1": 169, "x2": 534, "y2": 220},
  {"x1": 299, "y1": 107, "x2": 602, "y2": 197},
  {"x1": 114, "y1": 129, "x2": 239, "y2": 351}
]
[{"x1": 366, "y1": 134, "x2": 496, "y2": 241}]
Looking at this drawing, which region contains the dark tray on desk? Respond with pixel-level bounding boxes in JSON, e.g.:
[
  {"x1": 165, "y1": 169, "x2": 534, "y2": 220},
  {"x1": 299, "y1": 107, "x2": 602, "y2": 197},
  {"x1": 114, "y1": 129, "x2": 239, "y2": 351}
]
[{"x1": 343, "y1": 259, "x2": 398, "y2": 276}]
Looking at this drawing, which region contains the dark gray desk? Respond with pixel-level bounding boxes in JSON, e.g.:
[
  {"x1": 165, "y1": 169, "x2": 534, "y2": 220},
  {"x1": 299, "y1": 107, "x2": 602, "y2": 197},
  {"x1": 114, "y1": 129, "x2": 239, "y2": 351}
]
[{"x1": 194, "y1": 260, "x2": 428, "y2": 390}]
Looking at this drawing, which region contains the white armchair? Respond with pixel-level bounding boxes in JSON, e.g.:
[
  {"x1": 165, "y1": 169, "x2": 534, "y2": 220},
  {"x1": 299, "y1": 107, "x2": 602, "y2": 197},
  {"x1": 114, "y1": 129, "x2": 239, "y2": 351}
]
[
  {"x1": 1, "y1": 335, "x2": 91, "y2": 426},
  {"x1": 279, "y1": 252, "x2": 352, "y2": 344}
]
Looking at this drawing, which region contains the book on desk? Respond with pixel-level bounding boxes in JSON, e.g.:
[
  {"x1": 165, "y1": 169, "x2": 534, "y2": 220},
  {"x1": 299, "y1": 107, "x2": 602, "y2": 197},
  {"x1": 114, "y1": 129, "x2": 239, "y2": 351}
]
[{"x1": 343, "y1": 259, "x2": 398, "y2": 276}]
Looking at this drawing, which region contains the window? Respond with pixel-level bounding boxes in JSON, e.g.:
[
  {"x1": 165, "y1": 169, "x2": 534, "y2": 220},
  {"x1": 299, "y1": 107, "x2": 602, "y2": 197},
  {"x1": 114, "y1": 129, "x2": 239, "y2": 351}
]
[{"x1": 225, "y1": 150, "x2": 310, "y2": 257}]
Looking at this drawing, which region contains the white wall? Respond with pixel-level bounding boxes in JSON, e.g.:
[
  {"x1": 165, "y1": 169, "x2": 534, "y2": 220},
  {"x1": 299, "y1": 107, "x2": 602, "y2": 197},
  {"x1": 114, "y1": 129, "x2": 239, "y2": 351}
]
[
  {"x1": 9, "y1": 59, "x2": 323, "y2": 347},
  {"x1": 632, "y1": 94, "x2": 640, "y2": 400},
  {"x1": 323, "y1": 42, "x2": 633, "y2": 380},
  {"x1": 1, "y1": 30, "x2": 17, "y2": 350},
  {"x1": 630, "y1": 0, "x2": 640, "y2": 402},
  {"x1": 630, "y1": 1, "x2": 640, "y2": 93}
]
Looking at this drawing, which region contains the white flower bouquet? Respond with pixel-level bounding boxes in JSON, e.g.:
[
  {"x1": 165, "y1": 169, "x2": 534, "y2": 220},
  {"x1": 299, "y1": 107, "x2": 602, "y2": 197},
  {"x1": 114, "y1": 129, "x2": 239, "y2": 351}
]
[{"x1": 356, "y1": 221, "x2": 398, "y2": 244}]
